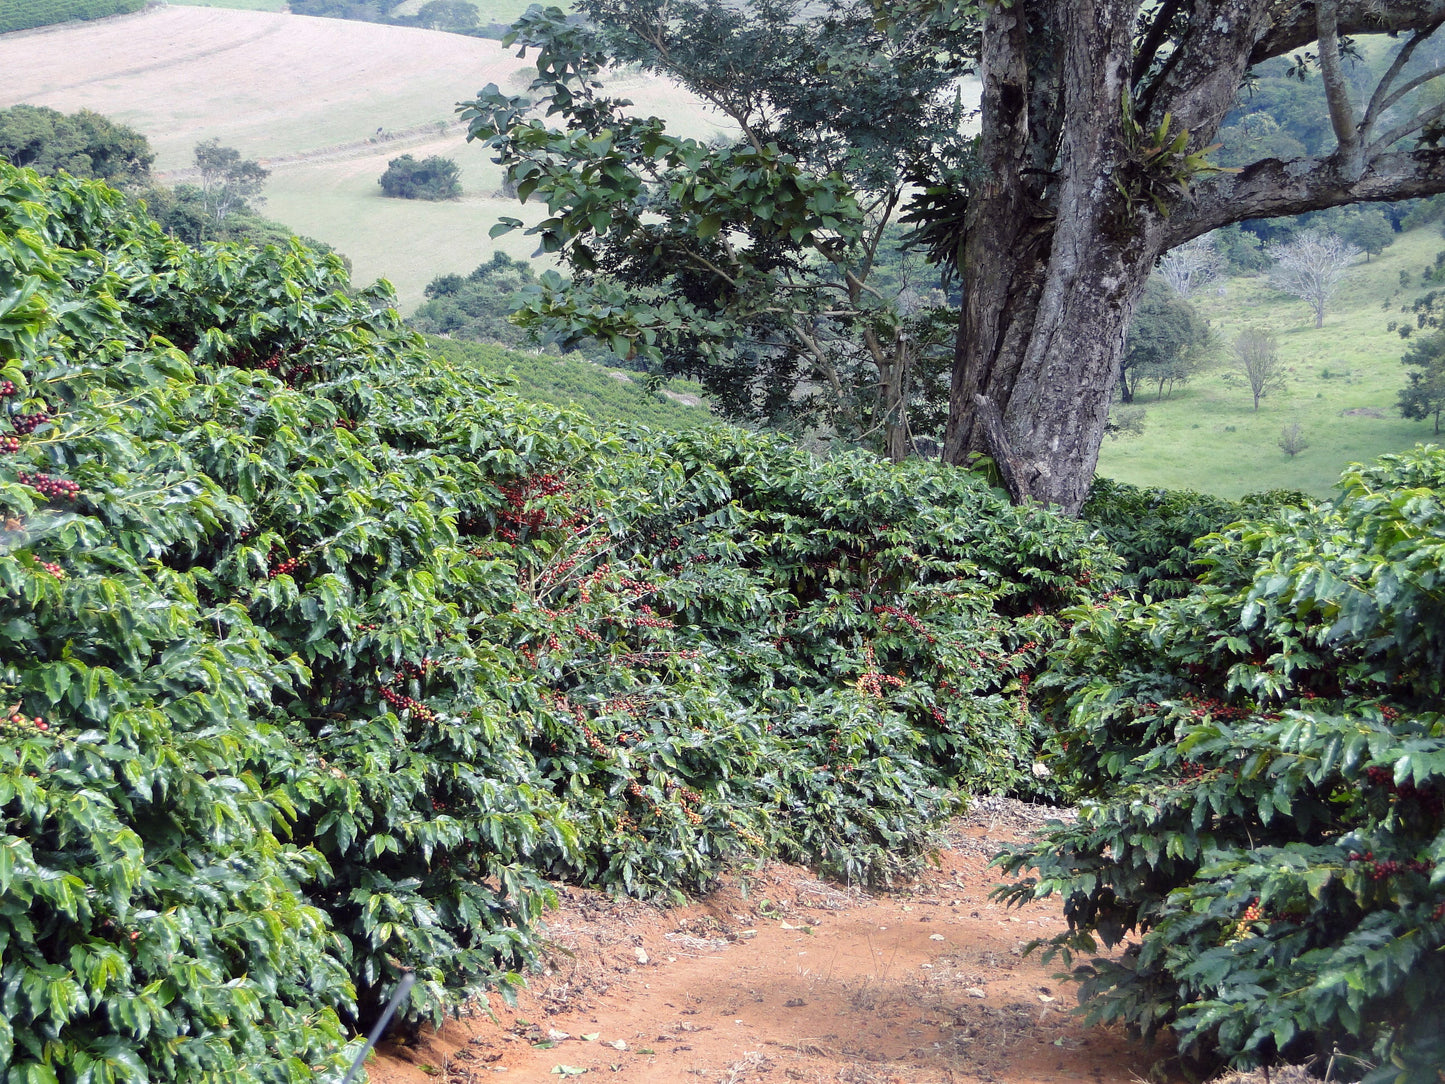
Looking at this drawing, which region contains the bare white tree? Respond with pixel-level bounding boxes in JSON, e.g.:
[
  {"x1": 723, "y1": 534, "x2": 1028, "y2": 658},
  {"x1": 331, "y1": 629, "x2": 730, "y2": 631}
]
[
  {"x1": 1156, "y1": 236, "x2": 1225, "y2": 300},
  {"x1": 1233, "y1": 328, "x2": 1286, "y2": 411},
  {"x1": 1268, "y1": 229, "x2": 1361, "y2": 328}
]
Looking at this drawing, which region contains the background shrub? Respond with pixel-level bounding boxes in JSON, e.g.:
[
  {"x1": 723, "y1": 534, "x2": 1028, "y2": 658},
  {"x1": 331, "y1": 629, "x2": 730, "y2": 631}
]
[{"x1": 378, "y1": 154, "x2": 462, "y2": 200}]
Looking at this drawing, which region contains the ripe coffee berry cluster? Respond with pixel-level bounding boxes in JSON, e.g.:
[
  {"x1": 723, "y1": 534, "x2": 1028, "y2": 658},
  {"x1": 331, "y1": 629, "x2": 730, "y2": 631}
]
[
  {"x1": 37, "y1": 561, "x2": 65, "y2": 579},
  {"x1": 379, "y1": 684, "x2": 437, "y2": 722},
  {"x1": 629, "y1": 606, "x2": 674, "y2": 630},
  {"x1": 1183, "y1": 695, "x2": 1252, "y2": 722},
  {"x1": 1348, "y1": 851, "x2": 1437, "y2": 881},
  {"x1": 873, "y1": 604, "x2": 930, "y2": 635},
  {"x1": 10, "y1": 410, "x2": 51, "y2": 435},
  {"x1": 0, "y1": 380, "x2": 16, "y2": 397},
  {"x1": 1178, "y1": 759, "x2": 1210, "y2": 783},
  {"x1": 395, "y1": 659, "x2": 438, "y2": 682},
  {"x1": 268, "y1": 556, "x2": 302, "y2": 579},
  {"x1": 1363, "y1": 767, "x2": 1445, "y2": 817},
  {"x1": 17, "y1": 471, "x2": 80, "y2": 500},
  {"x1": 0, "y1": 436, "x2": 19, "y2": 454}
]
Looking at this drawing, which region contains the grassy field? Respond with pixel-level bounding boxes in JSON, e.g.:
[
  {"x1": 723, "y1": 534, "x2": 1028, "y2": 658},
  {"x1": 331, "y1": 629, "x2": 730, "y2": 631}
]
[
  {"x1": 262, "y1": 134, "x2": 557, "y2": 304},
  {"x1": 428, "y1": 339, "x2": 715, "y2": 430},
  {"x1": 0, "y1": 6, "x2": 721, "y2": 307},
  {"x1": 1096, "y1": 224, "x2": 1445, "y2": 497}
]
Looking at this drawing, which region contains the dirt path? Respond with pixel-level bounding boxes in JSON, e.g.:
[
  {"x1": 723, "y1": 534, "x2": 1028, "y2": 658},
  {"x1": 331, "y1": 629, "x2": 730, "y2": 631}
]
[{"x1": 367, "y1": 799, "x2": 1169, "y2": 1084}]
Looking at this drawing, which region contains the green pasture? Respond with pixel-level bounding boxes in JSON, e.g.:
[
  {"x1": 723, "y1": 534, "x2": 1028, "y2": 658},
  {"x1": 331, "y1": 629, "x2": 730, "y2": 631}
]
[
  {"x1": 387, "y1": 0, "x2": 547, "y2": 21},
  {"x1": 262, "y1": 142, "x2": 554, "y2": 308},
  {"x1": 260, "y1": 79, "x2": 728, "y2": 308},
  {"x1": 1097, "y1": 223, "x2": 1445, "y2": 498},
  {"x1": 428, "y1": 338, "x2": 714, "y2": 430}
]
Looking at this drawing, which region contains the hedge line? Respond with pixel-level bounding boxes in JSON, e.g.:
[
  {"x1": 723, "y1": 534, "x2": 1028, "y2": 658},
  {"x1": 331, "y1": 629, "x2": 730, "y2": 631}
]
[{"x1": 0, "y1": 0, "x2": 145, "y2": 34}]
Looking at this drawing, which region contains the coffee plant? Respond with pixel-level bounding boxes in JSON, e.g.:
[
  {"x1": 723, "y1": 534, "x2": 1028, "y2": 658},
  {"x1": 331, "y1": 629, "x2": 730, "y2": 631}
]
[
  {"x1": 0, "y1": 161, "x2": 1112, "y2": 1081},
  {"x1": 1081, "y1": 477, "x2": 1312, "y2": 600},
  {"x1": 998, "y1": 447, "x2": 1445, "y2": 1082}
]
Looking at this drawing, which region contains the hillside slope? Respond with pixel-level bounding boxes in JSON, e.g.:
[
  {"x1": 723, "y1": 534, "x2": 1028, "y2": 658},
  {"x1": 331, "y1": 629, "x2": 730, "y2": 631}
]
[{"x1": 0, "y1": 6, "x2": 729, "y2": 305}]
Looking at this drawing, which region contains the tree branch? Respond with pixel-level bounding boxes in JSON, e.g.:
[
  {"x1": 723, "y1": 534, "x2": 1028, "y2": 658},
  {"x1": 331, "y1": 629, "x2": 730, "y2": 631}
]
[
  {"x1": 1130, "y1": 0, "x2": 1185, "y2": 93},
  {"x1": 1250, "y1": 0, "x2": 1445, "y2": 67},
  {"x1": 1316, "y1": 0, "x2": 1363, "y2": 176},
  {"x1": 1367, "y1": 98, "x2": 1445, "y2": 157},
  {"x1": 1169, "y1": 146, "x2": 1445, "y2": 244},
  {"x1": 1369, "y1": 62, "x2": 1445, "y2": 126},
  {"x1": 1362, "y1": 26, "x2": 1441, "y2": 133}
]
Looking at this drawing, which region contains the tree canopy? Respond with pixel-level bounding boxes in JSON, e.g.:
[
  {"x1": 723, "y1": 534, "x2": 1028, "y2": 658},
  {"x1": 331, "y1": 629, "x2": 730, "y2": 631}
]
[
  {"x1": 1398, "y1": 325, "x2": 1445, "y2": 432},
  {"x1": 1120, "y1": 278, "x2": 1213, "y2": 403},
  {"x1": 0, "y1": 104, "x2": 153, "y2": 185},
  {"x1": 410, "y1": 251, "x2": 544, "y2": 346},
  {"x1": 462, "y1": 0, "x2": 967, "y2": 458}
]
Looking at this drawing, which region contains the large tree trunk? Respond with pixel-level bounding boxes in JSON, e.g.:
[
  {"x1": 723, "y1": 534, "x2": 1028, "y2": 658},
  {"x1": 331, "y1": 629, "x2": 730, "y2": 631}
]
[{"x1": 943, "y1": 0, "x2": 1158, "y2": 514}]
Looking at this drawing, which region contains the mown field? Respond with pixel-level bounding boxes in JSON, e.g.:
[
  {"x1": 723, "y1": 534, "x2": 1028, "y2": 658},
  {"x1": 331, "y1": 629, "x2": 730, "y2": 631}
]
[
  {"x1": 0, "y1": 5, "x2": 723, "y2": 306},
  {"x1": 1097, "y1": 223, "x2": 1445, "y2": 497},
  {"x1": 166, "y1": 0, "x2": 288, "y2": 10}
]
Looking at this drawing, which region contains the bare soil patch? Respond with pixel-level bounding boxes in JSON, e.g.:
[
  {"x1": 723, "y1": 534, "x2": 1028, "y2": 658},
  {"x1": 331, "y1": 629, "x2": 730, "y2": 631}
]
[{"x1": 365, "y1": 799, "x2": 1167, "y2": 1084}]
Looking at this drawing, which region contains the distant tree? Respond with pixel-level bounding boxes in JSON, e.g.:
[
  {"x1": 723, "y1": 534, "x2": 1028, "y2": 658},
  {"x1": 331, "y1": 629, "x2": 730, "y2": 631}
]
[
  {"x1": 1268, "y1": 229, "x2": 1360, "y2": 328},
  {"x1": 0, "y1": 105, "x2": 153, "y2": 184},
  {"x1": 415, "y1": 0, "x2": 479, "y2": 29},
  {"x1": 410, "y1": 252, "x2": 539, "y2": 346},
  {"x1": 194, "y1": 139, "x2": 269, "y2": 228},
  {"x1": 1120, "y1": 280, "x2": 1213, "y2": 404},
  {"x1": 1233, "y1": 328, "x2": 1285, "y2": 411},
  {"x1": 1278, "y1": 419, "x2": 1310, "y2": 456},
  {"x1": 378, "y1": 155, "x2": 462, "y2": 200},
  {"x1": 289, "y1": 0, "x2": 378, "y2": 15},
  {"x1": 1156, "y1": 236, "x2": 1224, "y2": 300},
  {"x1": 1334, "y1": 207, "x2": 1396, "y2": 262},
  {"x1": 1397, "y1": 328, "x2": 1445, "y2": 434},
  {"x1": 1105, "y1": 404, "x2": 1146, "y2": 440},
  {"x1": 1213, "y1": 111, "x2": 1308, "y2": 170},
  {"x1": 1210, "y1": 223, "x2": 1269, "y2": 274}
]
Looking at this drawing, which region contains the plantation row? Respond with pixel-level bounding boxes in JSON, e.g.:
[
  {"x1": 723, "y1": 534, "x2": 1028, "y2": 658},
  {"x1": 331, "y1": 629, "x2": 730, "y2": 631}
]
[
  {"x1": 0, "y1": 0, "x2": 145, "y2": 34},
  {"x1": 0, "y1": 163, "x2": 1441, "y2": 1083}
]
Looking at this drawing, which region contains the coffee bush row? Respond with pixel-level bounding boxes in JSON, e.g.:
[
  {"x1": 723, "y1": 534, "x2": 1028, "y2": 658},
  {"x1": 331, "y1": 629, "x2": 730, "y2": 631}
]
[
  {"x1": 1002, "y1": 451, "x2": 1445, "y2": 1082},
  {"x1": 0, "y1": 163, "x2": 1107, "y2": 1081}
]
